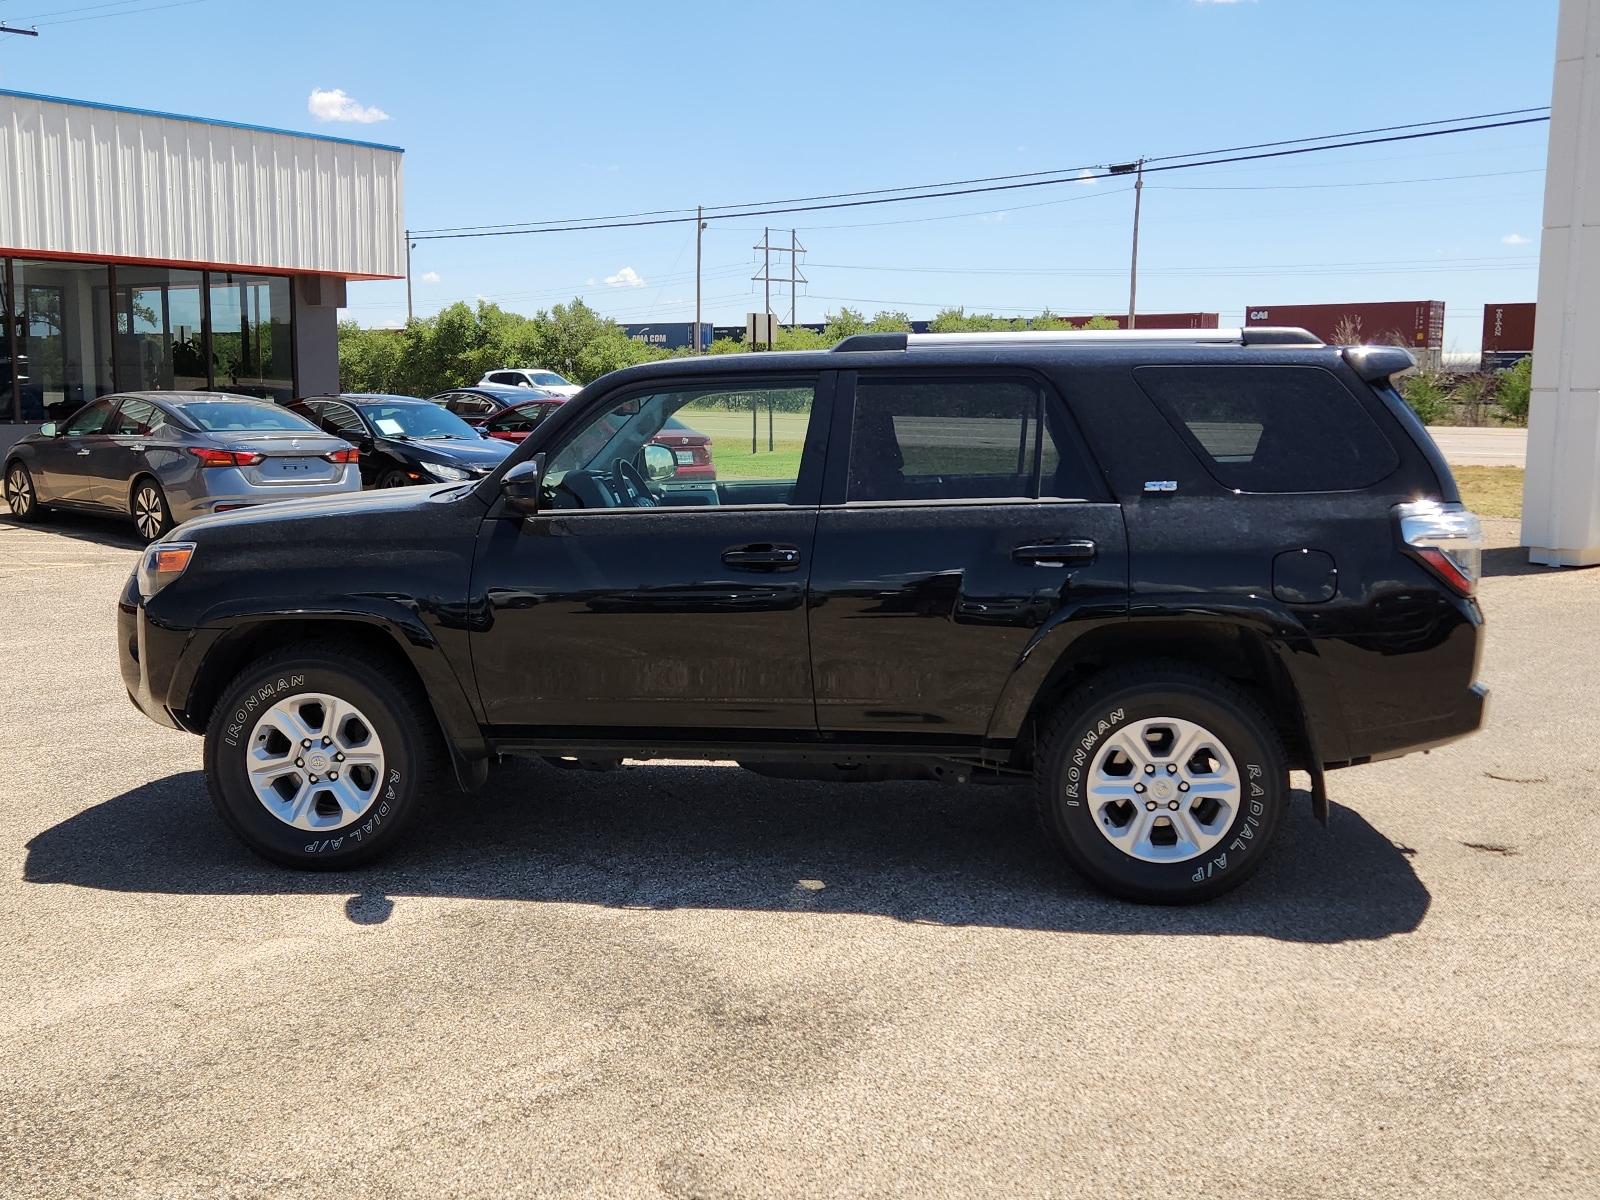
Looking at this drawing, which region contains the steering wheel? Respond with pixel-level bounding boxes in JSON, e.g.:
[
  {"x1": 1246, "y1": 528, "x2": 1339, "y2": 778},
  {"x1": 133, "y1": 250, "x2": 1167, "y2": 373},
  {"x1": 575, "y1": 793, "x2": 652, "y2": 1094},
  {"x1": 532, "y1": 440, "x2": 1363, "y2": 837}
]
[{"x1": 610, "y1": 457, "x2": 656, "y2": 508}]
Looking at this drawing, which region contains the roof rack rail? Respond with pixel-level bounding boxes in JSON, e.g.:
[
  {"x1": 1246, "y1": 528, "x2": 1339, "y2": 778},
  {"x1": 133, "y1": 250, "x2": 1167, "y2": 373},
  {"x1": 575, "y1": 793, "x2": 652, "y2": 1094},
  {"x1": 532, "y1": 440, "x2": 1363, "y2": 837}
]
[{"x1": 828, "y1": 327, "x2": 1323, "y2": 352}]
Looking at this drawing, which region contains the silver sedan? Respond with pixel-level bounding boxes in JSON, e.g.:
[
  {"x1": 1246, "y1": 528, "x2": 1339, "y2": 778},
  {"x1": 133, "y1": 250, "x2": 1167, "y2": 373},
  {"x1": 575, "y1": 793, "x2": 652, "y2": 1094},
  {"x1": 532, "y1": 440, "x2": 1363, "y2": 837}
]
[{"x1": 2, "y1": 391, "x2": 361, "y2": 539}]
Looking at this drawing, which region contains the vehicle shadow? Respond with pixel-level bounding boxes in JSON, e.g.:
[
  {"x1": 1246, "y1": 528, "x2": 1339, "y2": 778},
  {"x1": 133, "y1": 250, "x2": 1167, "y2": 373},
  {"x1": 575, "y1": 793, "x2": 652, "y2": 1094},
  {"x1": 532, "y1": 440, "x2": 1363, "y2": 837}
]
[
  {"x1": 23, "y1": 759, "x2": 1430, "y2": 943},
  {"x1": 1, "y1": 507, "x2": 145, "y2": 551},
  {"x1": 1481, "y1": 544, "x2": 1592, "y2": 578}
]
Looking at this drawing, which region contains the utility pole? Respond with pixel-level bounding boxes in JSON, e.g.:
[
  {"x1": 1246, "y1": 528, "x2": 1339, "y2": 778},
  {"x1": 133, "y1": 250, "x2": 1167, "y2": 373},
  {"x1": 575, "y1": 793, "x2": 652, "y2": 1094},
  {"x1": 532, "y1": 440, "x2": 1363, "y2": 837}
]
[
  {"x1": 0, "y1": 24, "x2": 39, "y2": 84},
  {"x1": 1127, "y1": 160, "x2": 1145, "y2": 330},
  {"x1": 694, "y1": 205, "x2": 705, "y2": 354},
  {"x1": 405, "y1": 230, "x2": 414, "y2": 323},
  {"x1": 763, "y1": 226, "x2": 771, "y2": 347},
  {"x1": 790, "y1": 229, "x2": 798, "y2": 326}
]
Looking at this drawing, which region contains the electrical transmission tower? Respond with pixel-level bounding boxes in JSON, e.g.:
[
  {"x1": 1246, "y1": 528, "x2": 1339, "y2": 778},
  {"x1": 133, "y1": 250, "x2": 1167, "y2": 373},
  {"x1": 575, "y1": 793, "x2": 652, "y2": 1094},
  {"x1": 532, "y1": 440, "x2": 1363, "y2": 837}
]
[{"x1": 751, "y1": 227, "x2": 807, "y2": 346}]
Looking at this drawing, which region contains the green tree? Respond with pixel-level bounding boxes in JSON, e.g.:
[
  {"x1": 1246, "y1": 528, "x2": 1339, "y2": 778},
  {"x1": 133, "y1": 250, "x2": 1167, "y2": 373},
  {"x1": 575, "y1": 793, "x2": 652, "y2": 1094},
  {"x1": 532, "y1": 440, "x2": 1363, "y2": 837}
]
[
  {"x1": 1400, "y1": 371, "x2": 1450, "y2": 425},
  {"x1": 1075, "y1": 314, "x2": 1121, "y2": 330},
  {"x1": 1497, "y1": 357, "x2": 1532, "y2": 426}
]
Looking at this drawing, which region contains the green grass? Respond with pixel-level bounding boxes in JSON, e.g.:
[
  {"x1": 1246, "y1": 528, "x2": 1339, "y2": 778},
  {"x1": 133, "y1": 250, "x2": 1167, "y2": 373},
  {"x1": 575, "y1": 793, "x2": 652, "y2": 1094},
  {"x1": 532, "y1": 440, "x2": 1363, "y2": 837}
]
[
  {"x1": 1455, "y1": 466, "x2": 1524, "y2": 518},
  {"x1": 677, "y1": 405, "x2": 810, "y2": 482}
]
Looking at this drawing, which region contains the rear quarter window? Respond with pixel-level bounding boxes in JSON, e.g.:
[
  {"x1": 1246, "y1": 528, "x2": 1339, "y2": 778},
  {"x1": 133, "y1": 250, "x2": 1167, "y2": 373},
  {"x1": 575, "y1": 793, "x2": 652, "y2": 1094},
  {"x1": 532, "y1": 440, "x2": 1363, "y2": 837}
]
[{"x1": 1133, "y1": 365, "x2": 1399, "y2": 493}]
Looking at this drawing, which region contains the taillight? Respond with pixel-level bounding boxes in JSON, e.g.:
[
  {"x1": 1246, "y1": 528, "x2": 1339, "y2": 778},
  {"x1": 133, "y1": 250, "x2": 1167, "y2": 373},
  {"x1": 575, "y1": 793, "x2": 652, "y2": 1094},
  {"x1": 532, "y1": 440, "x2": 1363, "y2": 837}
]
[
  {"x1": 325, "y1": 447, "x2": 360, "y2": 463},
  {"x1": 1397, "y1": 500, "x2": 1483, "y2": 597},
  {"x1": 188, "y1": 447, "x2": 264, "y2": 468}
]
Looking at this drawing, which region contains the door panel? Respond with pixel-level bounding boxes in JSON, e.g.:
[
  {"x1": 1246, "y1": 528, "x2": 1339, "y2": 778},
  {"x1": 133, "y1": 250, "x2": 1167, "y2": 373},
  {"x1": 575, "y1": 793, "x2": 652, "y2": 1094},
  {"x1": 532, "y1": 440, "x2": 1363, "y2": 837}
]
[
  {"x1": 472, "y1": 508, "x2": 818, "y2": 730},
  {"x1": 42, "y1": 397, "x2": 117, "y2": 504},
  {"x1": 808, "y1": 502, "x2": 1128, "y2": 736},
  {"x1": 469, "y1": 372, "x2": 834, "y2": 734}
]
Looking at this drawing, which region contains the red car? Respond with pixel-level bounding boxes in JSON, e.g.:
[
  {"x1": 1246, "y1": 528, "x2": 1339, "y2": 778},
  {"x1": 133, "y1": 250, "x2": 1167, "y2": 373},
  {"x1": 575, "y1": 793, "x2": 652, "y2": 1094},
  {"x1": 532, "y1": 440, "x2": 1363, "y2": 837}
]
[{"x1": 483, "y1": 401, "x2": 716, "y2": 480}]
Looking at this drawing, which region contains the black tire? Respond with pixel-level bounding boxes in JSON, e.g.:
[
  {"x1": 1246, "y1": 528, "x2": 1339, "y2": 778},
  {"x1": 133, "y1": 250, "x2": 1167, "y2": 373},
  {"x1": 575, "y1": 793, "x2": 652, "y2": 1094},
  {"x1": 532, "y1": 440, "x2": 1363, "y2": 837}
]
[
  {"x1": 203, "y1": 641, "x2": 442, "y2": 869},
  {"x1": 4, "y1": 459, "x2": 45, "y2": 522},
  {"x1": 375, "y1": 467, "x2": 413, "y2": 489},
  {"x1": 130, "y1": 476, "x2": 174, "y2": 541},
  {"x1": 1035, "y1": 662, "x2": 1287, "y2": 904}
]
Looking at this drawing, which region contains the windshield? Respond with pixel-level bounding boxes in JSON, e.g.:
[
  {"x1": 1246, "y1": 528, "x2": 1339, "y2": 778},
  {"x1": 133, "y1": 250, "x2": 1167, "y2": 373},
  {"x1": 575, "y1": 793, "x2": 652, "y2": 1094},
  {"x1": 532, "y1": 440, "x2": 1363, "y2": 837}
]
[
  {"x1": 529, "y1": 372, "x2": 571, "y2": 388},
  {"x1": 362, "y1": 403, "x2": 479, "y2": 440},
  {"x1": 179, "y1": 402, "x2": 320, "y2": 433}
]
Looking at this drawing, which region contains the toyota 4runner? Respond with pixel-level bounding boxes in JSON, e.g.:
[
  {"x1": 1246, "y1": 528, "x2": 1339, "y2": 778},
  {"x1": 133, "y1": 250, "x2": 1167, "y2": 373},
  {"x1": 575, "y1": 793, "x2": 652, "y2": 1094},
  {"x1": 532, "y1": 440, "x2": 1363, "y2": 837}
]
[{"x1": 119, "y1": 329, "x2": 1486, "y2": 903}]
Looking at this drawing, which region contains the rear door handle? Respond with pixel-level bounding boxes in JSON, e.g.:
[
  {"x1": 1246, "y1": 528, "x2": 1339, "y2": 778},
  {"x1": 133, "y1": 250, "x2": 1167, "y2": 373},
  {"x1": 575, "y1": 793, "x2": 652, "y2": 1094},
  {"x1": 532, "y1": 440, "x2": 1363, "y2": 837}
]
[
  {"x1": 722, "y1": 543, "x2": 802, "y2": 571},
  {"x1": 76, "y1": 448, "x2": 90, "y2": 456},
  {"x1": 1013, "y1": 539, "x2": 1097, "y2": 567}
]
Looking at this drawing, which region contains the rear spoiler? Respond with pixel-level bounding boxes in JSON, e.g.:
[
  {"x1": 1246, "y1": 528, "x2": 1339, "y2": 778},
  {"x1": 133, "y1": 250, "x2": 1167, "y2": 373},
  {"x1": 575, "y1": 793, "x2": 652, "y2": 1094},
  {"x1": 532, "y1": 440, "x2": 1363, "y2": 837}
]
[{"x1": 1342, "y1": 345, "x2": 1417, "y2": 384}]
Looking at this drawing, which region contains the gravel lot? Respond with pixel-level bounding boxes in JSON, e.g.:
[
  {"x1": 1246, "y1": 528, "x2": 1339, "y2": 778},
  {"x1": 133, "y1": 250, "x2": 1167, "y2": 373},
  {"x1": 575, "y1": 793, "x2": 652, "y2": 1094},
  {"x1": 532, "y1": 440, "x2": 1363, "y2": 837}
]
[{"x1": 0, "y1": 508, "x2": 1596, "y2": 1199}]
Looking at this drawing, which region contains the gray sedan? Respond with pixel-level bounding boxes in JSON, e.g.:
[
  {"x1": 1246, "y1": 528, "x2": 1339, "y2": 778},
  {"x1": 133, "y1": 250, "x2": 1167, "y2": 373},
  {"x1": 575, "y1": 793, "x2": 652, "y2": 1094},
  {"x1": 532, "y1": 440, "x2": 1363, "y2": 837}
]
[{"x1": 2, "y1": 391, "x2": 361, "y2": 539}]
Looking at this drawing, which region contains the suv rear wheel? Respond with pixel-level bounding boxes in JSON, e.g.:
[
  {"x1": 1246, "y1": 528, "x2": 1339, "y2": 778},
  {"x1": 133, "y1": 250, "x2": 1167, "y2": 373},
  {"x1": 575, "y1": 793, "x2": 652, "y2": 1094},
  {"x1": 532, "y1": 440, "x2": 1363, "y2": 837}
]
[
  {"x1": 203, "y1": 642, "x2": 440, "y2": 869},
  {"x1": 1036, "y1": 663, "x2": 1287, "y2": 904}
]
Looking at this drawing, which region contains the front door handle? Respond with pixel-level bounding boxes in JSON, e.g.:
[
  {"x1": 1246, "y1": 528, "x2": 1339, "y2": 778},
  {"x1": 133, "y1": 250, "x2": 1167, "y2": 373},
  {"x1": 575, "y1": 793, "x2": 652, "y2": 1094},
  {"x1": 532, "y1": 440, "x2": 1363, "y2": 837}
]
[
  {"x1": 76, "y1": 448, "x2": 90, "y2": 456},
  {"x1": 1013, "y1": 539, "x2": 1096, "y2": 567},
  {"x1": 722, "y1": 543, "x2": 802, "y2": 571}
]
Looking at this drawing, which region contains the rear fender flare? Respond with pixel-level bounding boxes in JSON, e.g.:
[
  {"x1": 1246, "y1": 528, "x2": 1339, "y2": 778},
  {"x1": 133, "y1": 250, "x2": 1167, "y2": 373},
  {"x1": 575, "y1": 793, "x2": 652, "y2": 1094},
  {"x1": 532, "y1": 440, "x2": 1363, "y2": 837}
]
[{"x1": 988, "y1": 604, "x2": 1351, "y2": 774}]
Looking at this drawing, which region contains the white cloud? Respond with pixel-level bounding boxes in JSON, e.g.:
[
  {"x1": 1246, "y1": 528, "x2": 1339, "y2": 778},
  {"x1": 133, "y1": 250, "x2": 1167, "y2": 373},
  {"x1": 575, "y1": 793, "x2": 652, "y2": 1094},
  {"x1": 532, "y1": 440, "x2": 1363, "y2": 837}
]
[
  {"x1": 979, "y1": 212, "x2": 1008, "y2": 223},
  {"x1": 420, "y1": 271, "x2": 440, "y2": 283},
  {"x1": 308, "y1": 88, "x2": 390, "y2": 124},
  {"x1": 585, "y1": 278, "x2": 596, "y2": 287},
  {"x1": 1076, "y1": 170, "x2": 1098, "y2": 186},
  {"x1": 605, "y1": 267, "x2": 646, "y2": 288},
  {"x1": 1195, "y1": 0, "x2": 1254, "y2": 4},
  {"x1": 1502, "y1": 233, "x2": 1531, "y2": 245}
]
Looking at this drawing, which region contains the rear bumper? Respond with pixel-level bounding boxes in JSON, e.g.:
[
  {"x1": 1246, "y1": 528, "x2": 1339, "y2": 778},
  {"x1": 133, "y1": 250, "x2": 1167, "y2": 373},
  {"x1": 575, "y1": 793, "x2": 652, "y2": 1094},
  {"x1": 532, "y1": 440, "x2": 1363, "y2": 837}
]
[{"x1": 167, "y1": 469, "x2": 361, "y2": 524}]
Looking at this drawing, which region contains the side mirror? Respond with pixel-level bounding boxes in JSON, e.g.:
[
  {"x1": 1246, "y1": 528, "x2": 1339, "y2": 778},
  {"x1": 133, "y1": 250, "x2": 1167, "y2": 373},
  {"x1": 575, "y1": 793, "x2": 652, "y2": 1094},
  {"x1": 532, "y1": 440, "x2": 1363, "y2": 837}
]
[
  {"x1": 642, "y1": 443, "x2": 677, "y2": 482},
  {"x1": 38, "y1": 421, "x2": 58, "y2": 438},
  {"x1": 500, "y1": 453, "x2": 545, "y2": 517},
  {"x1": 358, "y1": 437, "x2": 375, "y2": 454}
]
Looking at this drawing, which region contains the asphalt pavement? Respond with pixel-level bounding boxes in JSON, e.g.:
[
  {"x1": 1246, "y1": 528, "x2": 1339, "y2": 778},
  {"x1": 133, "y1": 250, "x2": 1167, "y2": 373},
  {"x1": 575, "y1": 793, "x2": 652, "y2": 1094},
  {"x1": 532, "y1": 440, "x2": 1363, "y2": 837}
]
[{"x1": 0, "y1": 508, "x2": 1595, "y2": 1198}]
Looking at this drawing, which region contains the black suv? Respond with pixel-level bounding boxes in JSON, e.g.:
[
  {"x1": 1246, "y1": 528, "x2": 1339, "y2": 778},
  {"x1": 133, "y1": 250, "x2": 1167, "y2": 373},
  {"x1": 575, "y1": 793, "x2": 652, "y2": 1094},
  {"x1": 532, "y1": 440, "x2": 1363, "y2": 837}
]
[{"x1": 118, "y1": 329, "x2": 1486, "y2": 903}]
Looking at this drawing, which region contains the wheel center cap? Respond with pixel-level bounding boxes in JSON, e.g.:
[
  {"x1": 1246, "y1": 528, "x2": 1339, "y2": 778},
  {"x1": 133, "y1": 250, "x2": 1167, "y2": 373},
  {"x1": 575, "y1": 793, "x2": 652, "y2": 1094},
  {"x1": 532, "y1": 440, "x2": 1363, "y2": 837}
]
[
  {"x1": 307, "y1": 751, "x2": 331, "y2": 773},
  {"x1": 1151, "y1": 778, "x2": 1174, "y2": 800}
]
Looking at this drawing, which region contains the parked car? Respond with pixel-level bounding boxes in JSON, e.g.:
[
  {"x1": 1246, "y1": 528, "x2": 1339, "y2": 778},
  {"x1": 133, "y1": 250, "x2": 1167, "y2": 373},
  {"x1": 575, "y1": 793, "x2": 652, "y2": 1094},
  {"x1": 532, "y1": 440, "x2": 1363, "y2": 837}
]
[
  {"x1": 428, "y1": 384, "x2": 561, "y2": 428},
  {"x1": 119, "y1": 328, "x2": 1486, "y2": 903},
  {"x1": 289, "y1": 393, "x2": 512, "y2": 488},
  {"x1": 481, "y1": 396, "x2": 568, "y2": 444},
  {"x1": 4, "y1": 391, "x2": 360, "y2": 539},
  {"x1": 477, "y1": 367, "x2": 580, "y2": 397},
  {"x1": 484, "y1": 399, "x2": 715, "y2": 479}
]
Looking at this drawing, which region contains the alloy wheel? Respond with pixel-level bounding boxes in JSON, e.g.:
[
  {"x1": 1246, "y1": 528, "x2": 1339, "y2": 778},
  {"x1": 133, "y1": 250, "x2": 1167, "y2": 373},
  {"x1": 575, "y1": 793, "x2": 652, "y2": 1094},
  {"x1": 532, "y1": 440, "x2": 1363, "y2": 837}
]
[
  {"x1": 1085, "y1": 716, "x2": 1242, "y2": 863},
  {"x1": 6, "y1": 465, "x2": 32, "y2": 517},
  {"x1": 245, "y1": 692, "x2": 387, "y2": 831},
  {"x1": 133, "y1": 484, "x2": 165, "y2": 539}
]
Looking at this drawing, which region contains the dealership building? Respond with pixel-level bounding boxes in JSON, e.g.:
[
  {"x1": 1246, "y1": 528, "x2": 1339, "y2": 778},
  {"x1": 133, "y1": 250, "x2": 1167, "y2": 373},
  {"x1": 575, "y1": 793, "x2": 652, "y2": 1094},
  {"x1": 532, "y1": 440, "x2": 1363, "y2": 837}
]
[{"x1": 0, "y1": 88, "x2": 404, "y2": 452}]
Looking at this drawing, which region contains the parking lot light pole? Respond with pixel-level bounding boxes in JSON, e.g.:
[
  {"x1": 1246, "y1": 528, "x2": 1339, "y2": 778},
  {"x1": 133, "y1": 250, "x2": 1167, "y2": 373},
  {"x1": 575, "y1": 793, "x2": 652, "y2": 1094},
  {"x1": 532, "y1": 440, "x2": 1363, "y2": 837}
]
[{"x1": 405, "y1": 230, "x2": 414, "y2": 324}]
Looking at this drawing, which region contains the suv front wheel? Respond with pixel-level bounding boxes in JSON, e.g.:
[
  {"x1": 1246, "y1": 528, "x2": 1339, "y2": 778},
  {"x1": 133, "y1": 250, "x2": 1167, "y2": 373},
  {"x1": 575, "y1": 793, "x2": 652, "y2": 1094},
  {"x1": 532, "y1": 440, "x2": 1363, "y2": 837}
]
[
  {"x1": 203, "y1": 642, "x2": 440, "y2": 868},
  {"x1": 1036, "y1": 663, "x2": 1287, "y2": 904}
]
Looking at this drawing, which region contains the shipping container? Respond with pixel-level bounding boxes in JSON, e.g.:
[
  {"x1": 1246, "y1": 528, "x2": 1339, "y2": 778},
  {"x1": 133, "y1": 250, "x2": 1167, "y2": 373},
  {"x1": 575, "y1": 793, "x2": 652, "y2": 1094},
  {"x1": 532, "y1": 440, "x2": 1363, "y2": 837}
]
[
  {"x1": 1245, "y1": 302, "x2": 1445, "y2": 360},
  {"x1": 1480, "y1": 302, "x2": 1535, "y2": 370},
  {"x1": 1059, "y1": 312, "x2": 1220, "y2": 330},
  {"x1": 621, "y1": 322, "x2": 713, "y2": 352}
]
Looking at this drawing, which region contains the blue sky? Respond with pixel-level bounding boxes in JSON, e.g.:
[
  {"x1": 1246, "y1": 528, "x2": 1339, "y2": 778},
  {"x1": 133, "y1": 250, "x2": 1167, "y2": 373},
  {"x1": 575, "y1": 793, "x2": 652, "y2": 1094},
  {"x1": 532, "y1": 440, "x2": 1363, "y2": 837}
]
[{"x1": 0, "y1": 0, "x2": 1561, "y2": 352}]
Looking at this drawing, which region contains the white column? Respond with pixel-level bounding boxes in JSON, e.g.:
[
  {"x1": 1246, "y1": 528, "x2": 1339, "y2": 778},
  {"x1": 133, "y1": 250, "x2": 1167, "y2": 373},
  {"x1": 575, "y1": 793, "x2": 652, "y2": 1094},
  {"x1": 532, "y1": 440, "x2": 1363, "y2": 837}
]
[{"x1": 1524, "y1": 0, "x2": 1600, "y2": 565}]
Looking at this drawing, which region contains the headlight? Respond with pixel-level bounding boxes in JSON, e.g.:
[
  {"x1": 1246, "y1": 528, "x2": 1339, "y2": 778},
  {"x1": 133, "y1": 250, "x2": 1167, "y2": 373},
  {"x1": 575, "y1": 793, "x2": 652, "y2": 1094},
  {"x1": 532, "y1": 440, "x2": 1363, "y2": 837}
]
[
  {"x1": 423, "y1": 462, "x2": 469, "y2": 482},
  {"x1": 136, "y1": 541, "x2": 196, "y2": 599}
]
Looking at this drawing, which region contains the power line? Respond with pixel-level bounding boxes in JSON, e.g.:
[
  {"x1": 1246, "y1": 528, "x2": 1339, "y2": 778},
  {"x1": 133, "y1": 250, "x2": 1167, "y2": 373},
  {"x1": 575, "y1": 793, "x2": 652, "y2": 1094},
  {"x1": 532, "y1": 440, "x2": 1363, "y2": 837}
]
[{"x1": 407, "y1": 108, "x2": 1550, "y2": 242}]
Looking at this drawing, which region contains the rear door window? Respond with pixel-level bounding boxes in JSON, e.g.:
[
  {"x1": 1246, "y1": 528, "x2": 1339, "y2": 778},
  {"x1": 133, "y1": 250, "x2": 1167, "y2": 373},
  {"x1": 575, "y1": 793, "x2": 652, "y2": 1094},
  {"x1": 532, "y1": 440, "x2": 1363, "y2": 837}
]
[
  {"x1": 108, "y1": 398, "x2": 164, "y2": 435},
  {"x1": 1134, "y1": 365, "x2": 1399, "y2": 493},
  {"x1": 847, "y1": 375, "x2": 1099, "y2": 502}
]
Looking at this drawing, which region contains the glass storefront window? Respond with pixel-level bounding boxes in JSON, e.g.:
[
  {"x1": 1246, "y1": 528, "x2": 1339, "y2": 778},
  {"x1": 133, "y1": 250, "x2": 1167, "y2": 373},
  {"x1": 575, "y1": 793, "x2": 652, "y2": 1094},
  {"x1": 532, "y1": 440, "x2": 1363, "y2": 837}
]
[
  {"x1": 113, "y1": 267, "x2": 206, "y2": 393},
  {"x1": 0, "y1": 259, "x2": 297, "y2": 420},
  {"x1": 10, "y1": 260, "x2": 115, "y2": 422},
  {"x1": 209, "y1": 273, "x2": 292, "y2": 402}
]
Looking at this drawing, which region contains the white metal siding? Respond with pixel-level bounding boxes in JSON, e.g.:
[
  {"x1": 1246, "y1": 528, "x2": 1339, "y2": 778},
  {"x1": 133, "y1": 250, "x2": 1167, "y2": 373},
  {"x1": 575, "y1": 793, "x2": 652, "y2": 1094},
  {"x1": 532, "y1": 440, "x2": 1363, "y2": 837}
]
[{"x1": 0, "y1": 93, "x2": 404, "y2": 277}]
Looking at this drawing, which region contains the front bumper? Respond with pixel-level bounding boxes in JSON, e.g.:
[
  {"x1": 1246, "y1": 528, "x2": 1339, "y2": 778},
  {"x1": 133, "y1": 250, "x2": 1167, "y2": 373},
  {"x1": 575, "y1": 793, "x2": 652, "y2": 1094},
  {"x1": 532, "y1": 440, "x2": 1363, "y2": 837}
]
[{"x1": 118, "y1": 573, "x2": 209, "y2": 733}]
